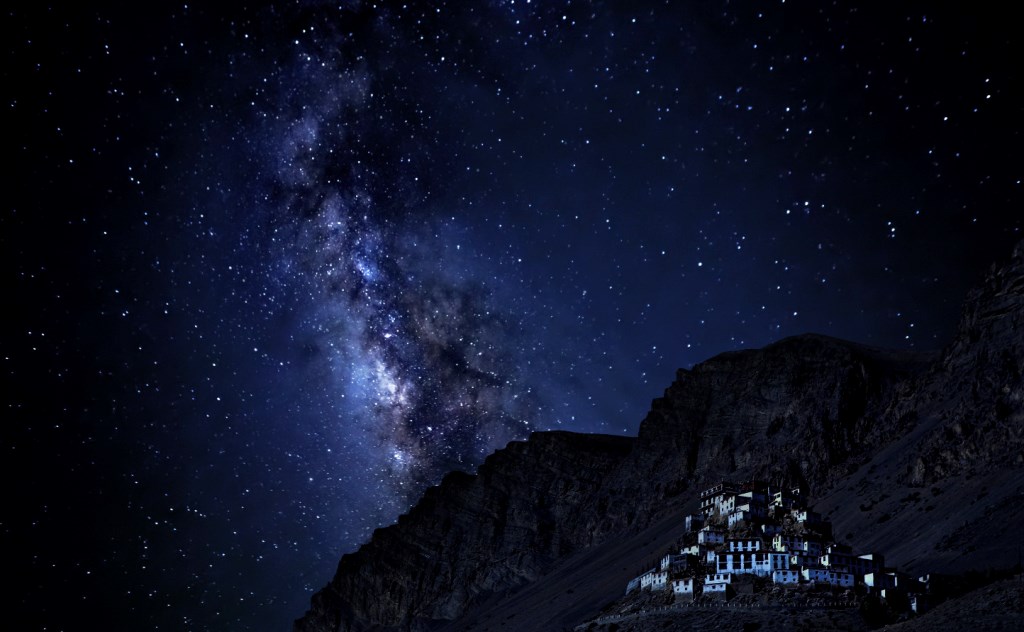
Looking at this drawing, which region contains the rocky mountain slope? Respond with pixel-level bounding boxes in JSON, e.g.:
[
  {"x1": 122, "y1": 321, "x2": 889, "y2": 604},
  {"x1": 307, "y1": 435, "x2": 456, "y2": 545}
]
[
  {"x1": 298, "y1": 432, "x2": 635, "y2": 630},
  {"x1": 296, "y1": 242, "x2": 1023, "y2": 631},
  {"x1": 879, "y1": 577, "x2": 1023, "y2": 632},
  {"x1": 562, "y1": 576, "x2": 1024, "y2": 632}
]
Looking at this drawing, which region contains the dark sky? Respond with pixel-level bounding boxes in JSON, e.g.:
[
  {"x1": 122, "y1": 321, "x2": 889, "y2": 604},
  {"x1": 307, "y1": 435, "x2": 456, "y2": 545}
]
[{"x1": 6, "y1": 1, "x2": 1022, "y2": 629}]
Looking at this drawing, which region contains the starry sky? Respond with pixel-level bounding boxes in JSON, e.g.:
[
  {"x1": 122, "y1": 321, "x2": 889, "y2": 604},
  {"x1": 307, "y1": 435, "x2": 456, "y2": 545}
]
[{"x1": 6, "y1": 1, "x2": 1022, "y2": 629}]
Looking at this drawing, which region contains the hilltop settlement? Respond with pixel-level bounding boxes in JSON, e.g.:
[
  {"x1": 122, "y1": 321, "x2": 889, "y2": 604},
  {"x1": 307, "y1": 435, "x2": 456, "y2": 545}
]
[{"x1": 623, "y1": 480, "x2": 932, "y2": 613}]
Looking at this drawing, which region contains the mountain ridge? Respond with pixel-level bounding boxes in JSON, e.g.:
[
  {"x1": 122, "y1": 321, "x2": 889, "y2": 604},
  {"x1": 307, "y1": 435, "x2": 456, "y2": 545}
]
[{"x1": 296, "y1": 240, "x2": 1023, "y2": 631}]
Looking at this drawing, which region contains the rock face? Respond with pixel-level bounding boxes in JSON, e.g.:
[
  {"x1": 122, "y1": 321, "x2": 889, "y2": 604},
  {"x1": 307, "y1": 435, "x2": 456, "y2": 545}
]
[
  {"x1": 606, "y1": 334, "x2": 933, "y2": 522},
  {"x1": 297, "y1": 432, "x2": 634, "y2": 631},
  {"x1": 903, "y1": 240, "x2": 1024, "y2": 486},
  {"x1": 296, "y1": 241, "x2": 1024, "y2": 632}
]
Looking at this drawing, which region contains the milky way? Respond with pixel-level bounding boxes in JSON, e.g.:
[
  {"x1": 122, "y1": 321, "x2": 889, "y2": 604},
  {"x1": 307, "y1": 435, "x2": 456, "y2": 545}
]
[
  {"x1": 256, "y1": 42, "x2": 537, "y2": 516},
  {"x1": 8, "y1": 2, "x2": 1022, "y2": 630}
]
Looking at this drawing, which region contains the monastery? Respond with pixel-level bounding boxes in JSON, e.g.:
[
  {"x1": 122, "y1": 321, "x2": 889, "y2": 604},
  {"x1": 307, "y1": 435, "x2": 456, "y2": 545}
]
[{"x1": 625, "y1": 480, "x2": 929, "y2": 611}]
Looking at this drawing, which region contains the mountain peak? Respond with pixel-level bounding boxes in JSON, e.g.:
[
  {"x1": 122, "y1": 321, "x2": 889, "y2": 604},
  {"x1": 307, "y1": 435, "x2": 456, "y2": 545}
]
[{"x1": 296, "y1": 242, "x2": 1024, "y2": 631}]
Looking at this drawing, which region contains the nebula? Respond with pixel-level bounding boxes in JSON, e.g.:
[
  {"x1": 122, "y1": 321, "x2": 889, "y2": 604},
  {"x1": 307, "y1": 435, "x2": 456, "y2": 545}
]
[{"x1": 252, "y1": 22, "x2": 535, "y2": 518}]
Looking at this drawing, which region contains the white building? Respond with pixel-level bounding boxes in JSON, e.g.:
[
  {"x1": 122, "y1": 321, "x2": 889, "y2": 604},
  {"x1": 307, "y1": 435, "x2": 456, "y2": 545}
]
[
  {"x1": 704, "y1": 573, "x2": 732, "y2": 593},
  {"x1": 738, "y1": 490, "x2": 768, "y2": 506},
  {"x1": 735, "y1": 502, "x2": 767, "y2": 519},
  {"x1": 727, "y1": 538, "x2": 764, "y2": 552},
  {"x1": 793, "y1": 509, "x2": 823, "y2": 525},
  {"x1": 772, "y1": 534, "x2": 804, "y2": 552},
  {"x1": 698, "y1": 527, "x2": 725, "y2": 545},
  {"x1": 890, "y1": 573, "x2": 924, "y2": 593},
  {"x1": 638, "y1": 569, "x2": 657, "y2": 590},
  {"x1": 821, "y1": 551, "x2": 882, "y2": 576},
  {"x1": 660, "y1": 553, "x2": 689, "y2": 572},
  {"x1": 819, "y1": 552, "x2": 852, "y2": 570},
  {"x1": 650, "y1": 571, "x2": 669, "y2": 591},
  {"x1": 728, "y1": 510, "x2": 751, "y2": 527},
  {"x1": 772, "y1": 569, "x2": 800, "y2": 585},
  {"x1": 699, "y1": 482, "x2": 738, "y2": 515},
  {"x1": 729, "y1": 510, "x2": 753, "y2": 524},
  {"x1": 717, "y1": 551, "x2": 771, "y2": 577},
  {"x1": 771, "y1": 489, "x2": 804, "y2": 509},
  {"x1": 704, "y1": 581, "x2": 728, "y2": 594},
  {"x1": 857, "y1": 553, "x2": 885, "y2": 573},
  {"x1": 801, "y1": 568, "x2": 854, "y2": 588},
  {"x1": 768, "y1": 552, "x2": 789, "y2": 572},
  {"x1": 672, "y1": 578, "x2": 695, "y2": 595},
  {"x1": 863, "y1": 571, "x2": 896, "y2": 592}
]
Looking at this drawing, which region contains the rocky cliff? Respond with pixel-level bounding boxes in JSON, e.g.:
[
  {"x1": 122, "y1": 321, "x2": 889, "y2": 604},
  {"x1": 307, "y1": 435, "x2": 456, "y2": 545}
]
[
  {"x1": 296, "y1": 241, "x2": 1024, "y2": 631},
  {"x1": 904, "y1": 240, "x2": 1024, "y2": 485},
  {"x1": 297, "y1": 432, "x2": 634, "y2": 631}
]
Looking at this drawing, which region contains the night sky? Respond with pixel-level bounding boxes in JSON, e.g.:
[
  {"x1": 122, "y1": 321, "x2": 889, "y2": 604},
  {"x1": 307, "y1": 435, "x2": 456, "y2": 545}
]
[{"x1": 6, "y1": 1, "x2": 1022, "y2": 629}]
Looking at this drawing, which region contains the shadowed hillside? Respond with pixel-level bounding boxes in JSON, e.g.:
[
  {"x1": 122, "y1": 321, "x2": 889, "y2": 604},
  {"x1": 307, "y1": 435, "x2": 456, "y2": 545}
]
[{"x1": 297, "y1": 241, "x2": 1024, "y2": 631}]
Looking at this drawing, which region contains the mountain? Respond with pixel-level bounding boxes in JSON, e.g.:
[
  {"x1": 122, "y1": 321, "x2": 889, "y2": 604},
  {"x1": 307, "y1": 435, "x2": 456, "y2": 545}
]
[{"x1": 296, "y1": 241, "x2": 1024, "y2": 631}]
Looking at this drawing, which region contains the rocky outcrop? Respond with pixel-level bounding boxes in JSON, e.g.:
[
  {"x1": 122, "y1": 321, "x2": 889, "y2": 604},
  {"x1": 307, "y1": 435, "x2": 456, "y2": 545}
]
[
  {"x1": 296, "y1": 241, "x2": 1024, "y2": 631},
  {"x1": 613, "y1": 334, "x2": 932, "y2": 517},
  {"x1": 296, "y1": 432, "x2": 633, "y2": 631},
  {"x1": 902, "y1": 240, "x2": 1024, "y2": 485}
]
